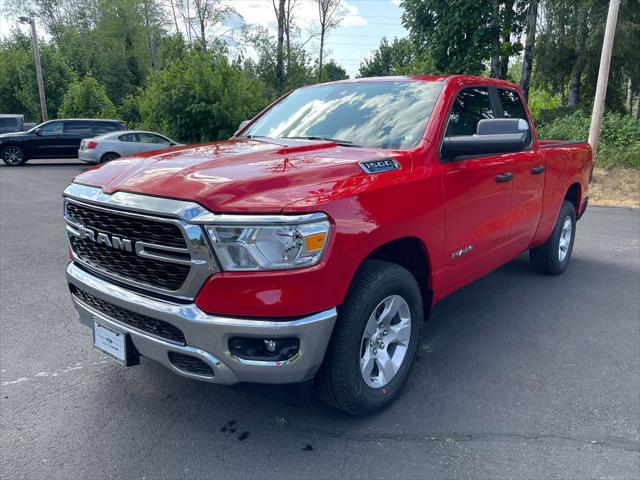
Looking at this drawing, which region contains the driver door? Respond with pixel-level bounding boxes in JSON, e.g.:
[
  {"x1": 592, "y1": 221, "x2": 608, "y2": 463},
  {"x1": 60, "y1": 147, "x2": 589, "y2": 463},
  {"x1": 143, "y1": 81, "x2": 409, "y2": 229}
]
[
  {"x1": 29, "y1": 121, "x2": 64, "y2": 157},
  {"x1": 440, "y1": 87, "x2": 515, "y2": 294}
]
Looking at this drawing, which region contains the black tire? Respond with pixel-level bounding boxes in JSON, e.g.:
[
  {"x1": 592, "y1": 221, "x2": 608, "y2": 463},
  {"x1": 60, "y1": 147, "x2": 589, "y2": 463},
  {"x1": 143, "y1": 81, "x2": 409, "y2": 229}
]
[
  {"x1": 1, "y1": 145, "x2": 28, "y2": 166},
  {"x1": 530, "y1": 200, "x2": 577, "y2": 275},
  {"x1": 100, "y1": 152, "x2": 120, "y2": 163},
  {"x1": 315, "y1": 260, "x2": 423, "y2": 415}
]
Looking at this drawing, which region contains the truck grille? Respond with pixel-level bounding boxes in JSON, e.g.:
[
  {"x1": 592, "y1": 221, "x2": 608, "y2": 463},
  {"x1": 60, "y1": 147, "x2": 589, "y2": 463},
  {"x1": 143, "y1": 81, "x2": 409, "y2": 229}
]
[
  {"x1": 69, "y1": 236, "x2": 189, "y2": 291},
  {"x1": 71, "y1": 286, "x2": 186, "y2": 344},
  {"x1": 66, "y1": 202, "x2": 186, "y2": 248},
  {"x1": 66, "y1": 202, "x2": 191, "y2": 292}
]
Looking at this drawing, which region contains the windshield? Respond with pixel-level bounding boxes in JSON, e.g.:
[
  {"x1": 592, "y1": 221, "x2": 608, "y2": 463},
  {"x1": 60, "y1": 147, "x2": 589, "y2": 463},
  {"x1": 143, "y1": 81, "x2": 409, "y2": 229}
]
[{"x1": 243, "y1": 81, "x2": 444, "y2": 150}]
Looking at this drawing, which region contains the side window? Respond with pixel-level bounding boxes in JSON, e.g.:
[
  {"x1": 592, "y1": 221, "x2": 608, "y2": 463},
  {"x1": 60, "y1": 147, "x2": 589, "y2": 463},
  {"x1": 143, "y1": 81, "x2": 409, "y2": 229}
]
[
  {"x1": 138, "y1": 133, "x2": 170, "y2": 145},
  {"x1": 41, "y1": 122, "x2": 63, "y2": 134},
  {"x1": 64, "y1": 121, "x2": 93, "y2": 135},
  {"x1": 498, "y1": 89, "x2": 528, "y2": 120},
  {"x1": 445, "y1": 87, "x2": 495, "y2": 137},
  {"x1": 94, "y1": 122, "x2": 120, "y2": 134},
  {"x1": 119, "y1": 133, "x2": 138, "y2": 142}
]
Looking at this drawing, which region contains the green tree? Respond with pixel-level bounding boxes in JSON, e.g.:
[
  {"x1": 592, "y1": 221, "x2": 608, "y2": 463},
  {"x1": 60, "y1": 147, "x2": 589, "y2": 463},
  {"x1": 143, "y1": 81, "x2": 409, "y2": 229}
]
[
  {"x1": 58, "y1": 74, "x2": 117, "y2": 118},
  {"x1": 320, "y1": 60, "x2": 349, "y2": 82},
  {"x1": 401, "y1": 0, "x2": 493, "y2": 75},
  {"x1": 0, "y1": 34, "x2": 76, "y2": 122},
  {"x1": 358, "y1": 37, "x2": 414, "y2": 77},
  {"x1": 248, "y1": 25, "x2": 315, "y2": 97},
  {"x1": 534, "y1": 0, "x2": 640, "y2": 112},
  {"x1": 136, "y1": 50, "x2": 268, "y2": 143}
]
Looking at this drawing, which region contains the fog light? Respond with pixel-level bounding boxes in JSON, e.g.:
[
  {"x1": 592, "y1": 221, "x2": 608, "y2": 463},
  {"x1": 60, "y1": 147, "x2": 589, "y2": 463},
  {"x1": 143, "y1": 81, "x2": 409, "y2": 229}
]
[{"x1": 229, "y1": 337, "x2": 300, "y2": 362}]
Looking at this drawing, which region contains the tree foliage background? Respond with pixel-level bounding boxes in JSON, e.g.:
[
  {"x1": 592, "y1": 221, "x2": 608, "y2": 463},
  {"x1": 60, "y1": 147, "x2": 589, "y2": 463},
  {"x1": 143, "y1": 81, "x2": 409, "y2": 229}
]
[{"x1": 0, "y1": 0, "x2": 638, "y2": 165}]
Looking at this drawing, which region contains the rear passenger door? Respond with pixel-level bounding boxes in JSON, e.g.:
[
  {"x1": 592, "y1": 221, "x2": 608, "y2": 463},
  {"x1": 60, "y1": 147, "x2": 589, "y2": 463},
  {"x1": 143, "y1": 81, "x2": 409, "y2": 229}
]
[
  {"x1": 117, "y1": 133, "x2": 144, "y2": 156},
  {"x1": 136, "y1": 133, "x2": 173, "y2": 152},
  {"x1": 62, "y1": 120, "x2": 94, "y2": 156},
  {"x1": 497, "y1": 88, "x2": 545, "y2": 250},
  {"x1": 440, "y1": 87, "x2": 515, "y2": 292}
]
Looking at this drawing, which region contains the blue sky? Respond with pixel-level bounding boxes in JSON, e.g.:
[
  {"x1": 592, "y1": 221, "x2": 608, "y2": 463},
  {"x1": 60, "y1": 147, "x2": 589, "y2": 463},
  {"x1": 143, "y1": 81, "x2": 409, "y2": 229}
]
[
  {"x1": 326, "y1": 0, "x2": 408, "y2": 76},
  {"x1": 0, "y1": 1, "x2": 408, "y2": 78},
  {"x1": 227, "y1": 0, "x2": 408, "y2": 77}
]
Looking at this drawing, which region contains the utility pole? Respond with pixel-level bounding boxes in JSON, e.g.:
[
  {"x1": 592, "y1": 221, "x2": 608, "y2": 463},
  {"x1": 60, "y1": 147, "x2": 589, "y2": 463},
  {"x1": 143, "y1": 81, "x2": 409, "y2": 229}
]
[
  {"x1": 19, "y1": 17, "x2": 48, "y2": 122},
  {"x1": 588, "y1": 0, "x2": 619, "y2": 157}
]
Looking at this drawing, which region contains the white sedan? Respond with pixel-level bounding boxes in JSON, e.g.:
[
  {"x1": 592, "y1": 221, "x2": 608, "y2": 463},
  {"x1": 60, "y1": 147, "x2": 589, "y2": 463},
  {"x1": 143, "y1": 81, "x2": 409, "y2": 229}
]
[{"x1": 78, "y1": 130, "x2": 181, "y2": 163}]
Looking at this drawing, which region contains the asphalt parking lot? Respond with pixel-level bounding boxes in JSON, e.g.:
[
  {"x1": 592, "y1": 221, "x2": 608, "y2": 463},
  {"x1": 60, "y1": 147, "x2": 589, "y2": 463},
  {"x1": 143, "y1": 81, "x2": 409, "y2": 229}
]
[{"x1": 1, "y1": 159, "x2": 639, "y2": 479}]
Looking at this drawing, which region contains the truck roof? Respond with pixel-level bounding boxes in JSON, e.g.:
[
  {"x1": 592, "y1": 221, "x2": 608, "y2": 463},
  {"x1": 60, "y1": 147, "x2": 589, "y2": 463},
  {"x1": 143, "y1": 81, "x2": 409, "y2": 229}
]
[{"x1": 314, "y1": 74, "x2": 521, "y2": 91}]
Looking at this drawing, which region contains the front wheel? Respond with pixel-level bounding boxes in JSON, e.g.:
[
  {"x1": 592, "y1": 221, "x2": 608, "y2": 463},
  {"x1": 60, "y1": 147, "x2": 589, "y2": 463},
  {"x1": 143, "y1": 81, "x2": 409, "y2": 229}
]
[
  {"x1": 1, "y1": 145, "x2": 28, "y2": 166},
  {"x1": 530, "y1": 200, "x2": 577, "y2": 275},
  {"x1": 315, "y1": 260, "x2": 423, "y2": 415}
]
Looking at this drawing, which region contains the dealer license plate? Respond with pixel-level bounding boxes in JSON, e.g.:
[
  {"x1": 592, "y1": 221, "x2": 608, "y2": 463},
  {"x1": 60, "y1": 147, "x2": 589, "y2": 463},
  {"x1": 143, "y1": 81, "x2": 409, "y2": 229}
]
[{"x1": 93, "y1": 320, "x2": 127, "y2": 364}]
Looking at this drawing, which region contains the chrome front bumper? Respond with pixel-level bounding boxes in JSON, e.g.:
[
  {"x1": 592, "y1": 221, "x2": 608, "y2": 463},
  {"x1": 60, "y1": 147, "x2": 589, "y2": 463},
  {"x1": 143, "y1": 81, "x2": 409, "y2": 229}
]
[{"x1": 67, "y1": 262, "x2": 337, "y2": 385}]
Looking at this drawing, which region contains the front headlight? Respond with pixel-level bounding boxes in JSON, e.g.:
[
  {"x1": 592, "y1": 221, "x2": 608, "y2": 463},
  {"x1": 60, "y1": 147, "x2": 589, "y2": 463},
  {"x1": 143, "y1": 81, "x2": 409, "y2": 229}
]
[{"x1": 205, "y1": 214, "x2": 330, "y2": 271}]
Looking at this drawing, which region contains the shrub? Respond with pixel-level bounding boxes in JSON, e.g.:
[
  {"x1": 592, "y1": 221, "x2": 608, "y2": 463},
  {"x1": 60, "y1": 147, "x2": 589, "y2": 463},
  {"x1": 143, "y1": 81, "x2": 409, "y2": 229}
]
[
  {"x1": 136, "y1": 52, "x2": 269, "y2": 143},
  {"x1": 57, "y1": 74, "x2": 117, "y2": 119},
  {"x1": 527, "y1": 89, "x2": 563, "y2": 123},
  {"x1": 537, "y1": 111, "x2": 640, "y2": 169}
]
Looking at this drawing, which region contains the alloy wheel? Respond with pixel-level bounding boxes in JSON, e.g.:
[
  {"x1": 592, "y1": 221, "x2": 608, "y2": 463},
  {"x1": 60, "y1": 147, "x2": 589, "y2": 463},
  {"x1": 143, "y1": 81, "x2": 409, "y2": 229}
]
[
  {"x1": 558, "y1": 216, "x2": 572, "y2": 262},
  {"x1": 3, "y1": 147, "x2": 24, "y2": 166},
  {"x1": 360, "y1": 294, "x2": 412, "y2": 388}
]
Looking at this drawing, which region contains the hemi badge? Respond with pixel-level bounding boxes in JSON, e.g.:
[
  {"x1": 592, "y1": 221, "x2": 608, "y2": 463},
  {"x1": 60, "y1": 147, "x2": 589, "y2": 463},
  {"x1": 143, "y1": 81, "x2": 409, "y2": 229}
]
[{"x1": 359, "y1": 159, "x2": 400, "y2": 174}]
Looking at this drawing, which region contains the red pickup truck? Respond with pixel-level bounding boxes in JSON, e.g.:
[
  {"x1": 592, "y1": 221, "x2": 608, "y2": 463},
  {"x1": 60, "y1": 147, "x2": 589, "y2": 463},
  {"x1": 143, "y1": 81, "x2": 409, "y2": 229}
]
[{"x1": 64, "y1": 75, "x2": 592, "y2": 415}]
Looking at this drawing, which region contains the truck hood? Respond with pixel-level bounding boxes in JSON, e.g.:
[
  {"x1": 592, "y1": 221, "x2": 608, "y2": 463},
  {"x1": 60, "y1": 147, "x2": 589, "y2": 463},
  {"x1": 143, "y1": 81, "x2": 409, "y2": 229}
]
[{"x1": 73, "y1": 138, "x2": 406, "y2": 213}]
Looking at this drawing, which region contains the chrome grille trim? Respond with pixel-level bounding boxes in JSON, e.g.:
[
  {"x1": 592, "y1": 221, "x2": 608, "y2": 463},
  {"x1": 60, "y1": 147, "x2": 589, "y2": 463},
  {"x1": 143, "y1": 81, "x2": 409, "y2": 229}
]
[{"x1": 63, "y1": 184, "x2": 219, "y2": 300}]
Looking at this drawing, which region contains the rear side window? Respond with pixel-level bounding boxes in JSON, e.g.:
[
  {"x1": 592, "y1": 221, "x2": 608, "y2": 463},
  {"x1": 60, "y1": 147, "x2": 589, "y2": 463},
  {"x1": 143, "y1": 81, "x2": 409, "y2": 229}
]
[
  {"x1": 64, "y1": 121, "x2": 93, "y2": 134},
  {"x1": 137, "y1": 133, "x2": 170, "y2": 145},
  {"x1": 119, "y1": 133, "x2": 137, "y2": 142},
  {"x1": 94, "y1": 121, "x2": 123, "y2": 134},
  {"x1": 498, "y1": 89, "x2": 528, "y2": 120},
  {"x1": 445, "y1": 87, "x2": 495, "y2": 136}
]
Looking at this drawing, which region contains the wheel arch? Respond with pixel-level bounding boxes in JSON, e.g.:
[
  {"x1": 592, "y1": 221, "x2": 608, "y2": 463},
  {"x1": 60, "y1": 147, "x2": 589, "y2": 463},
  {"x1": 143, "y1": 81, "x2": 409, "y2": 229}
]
[
  {"x1": 1, "y1": 143, "x2": 28, "y2": 156},
  {"x1": 564, "y1": 182, "x2": 582, "y2": 213},
  {"x1": 100, "y1": 151, "x2": 121, "y2": 163},
  {"x1": 360, "y1": 236, "x2": 433, "y2": 311}
]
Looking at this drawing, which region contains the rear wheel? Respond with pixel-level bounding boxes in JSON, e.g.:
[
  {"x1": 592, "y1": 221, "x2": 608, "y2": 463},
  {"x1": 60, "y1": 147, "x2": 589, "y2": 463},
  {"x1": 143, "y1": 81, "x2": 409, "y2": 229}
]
[
  {"x1": 530, "y1": 200, "x2": 577, "y2": 274},
  {"x1": 315, "y1": 260, "x2": 423, "y2": 415},
  {"x1": 100, "y1": 152, "x2": 120, "y2": 163},
  {"x1": 1, "y1": 146, "x2": 27, "y2": 166}
]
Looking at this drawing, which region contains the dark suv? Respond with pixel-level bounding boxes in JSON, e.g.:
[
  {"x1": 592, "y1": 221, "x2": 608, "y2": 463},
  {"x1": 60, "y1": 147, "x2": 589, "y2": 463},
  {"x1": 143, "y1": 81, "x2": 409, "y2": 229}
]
[{"x1": 0, "y1": 119, "x2": 126, "y2": 166}]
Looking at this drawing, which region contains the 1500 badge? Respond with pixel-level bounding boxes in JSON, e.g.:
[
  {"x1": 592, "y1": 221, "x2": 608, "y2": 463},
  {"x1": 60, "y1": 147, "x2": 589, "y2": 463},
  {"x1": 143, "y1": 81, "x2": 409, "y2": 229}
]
[{"x1": 359, "y1": 159, "x2": 400, "y2": 174}]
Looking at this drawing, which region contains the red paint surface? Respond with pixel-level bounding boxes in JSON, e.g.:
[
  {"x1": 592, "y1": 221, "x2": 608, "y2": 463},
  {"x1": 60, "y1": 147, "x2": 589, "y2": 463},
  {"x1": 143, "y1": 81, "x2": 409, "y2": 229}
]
[{"x1": 73, "y1": 75, "x2": 592, "y2": 317}]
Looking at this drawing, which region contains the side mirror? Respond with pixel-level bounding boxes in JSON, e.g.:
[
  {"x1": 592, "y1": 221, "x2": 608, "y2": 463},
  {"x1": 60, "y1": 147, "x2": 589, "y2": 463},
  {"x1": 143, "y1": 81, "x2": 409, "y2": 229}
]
[
  {"x1": 442, "y1": 118, "x2": 529, "y2": 160},
  {"x1": 35, "y1": 128, "x2": 43, "y2": 136},
  {"x1": 234, "y1": 120, "x2": 250, "y2": 137}
]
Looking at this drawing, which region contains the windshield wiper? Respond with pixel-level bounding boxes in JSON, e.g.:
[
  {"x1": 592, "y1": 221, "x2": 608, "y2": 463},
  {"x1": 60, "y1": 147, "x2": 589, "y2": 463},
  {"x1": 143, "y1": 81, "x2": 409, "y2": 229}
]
[{"x1": 283, "y1": 136, "x2": 361, "y2": 147}]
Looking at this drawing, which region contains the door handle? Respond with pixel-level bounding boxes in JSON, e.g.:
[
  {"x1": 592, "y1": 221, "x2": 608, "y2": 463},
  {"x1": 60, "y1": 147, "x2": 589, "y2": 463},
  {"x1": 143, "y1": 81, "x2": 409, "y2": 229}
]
[
  {"x1": 531, "y1": 165, "x2": 545, "y2": 174},
  {"x1": 495, "y1": 172, "x2": 513, "y2": 183}
]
